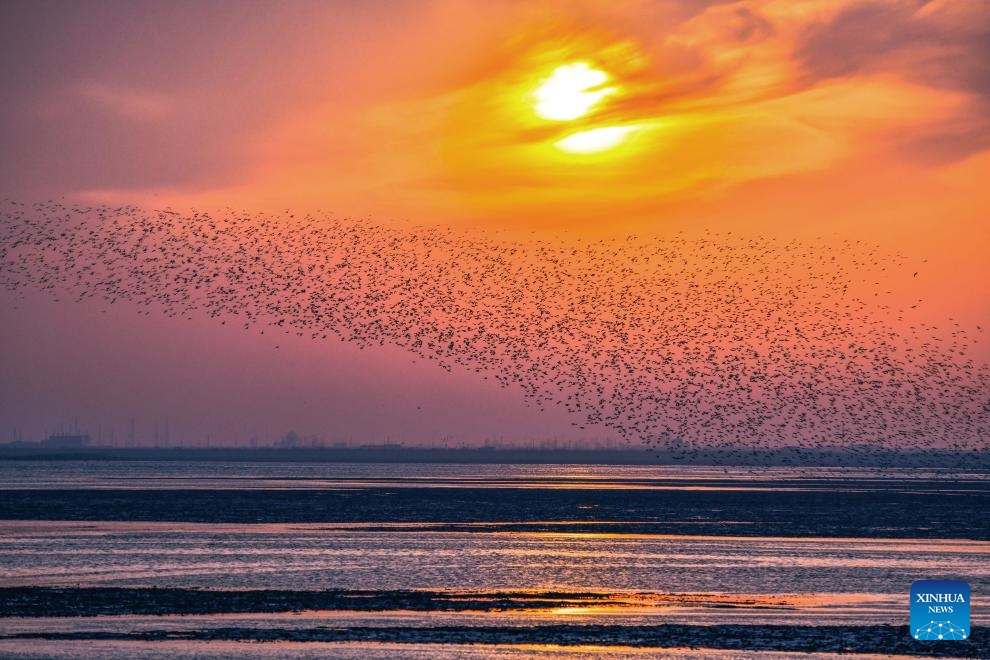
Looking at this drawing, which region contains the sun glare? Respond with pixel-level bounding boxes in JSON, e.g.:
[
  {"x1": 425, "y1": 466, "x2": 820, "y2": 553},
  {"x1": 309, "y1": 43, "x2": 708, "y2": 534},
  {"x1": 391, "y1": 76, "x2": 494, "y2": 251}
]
[
  {"x1": 534, "y1": 62, "x2": 614, "y2": 121},
  {"x1": 555, "y1": 126, "x2": 638, "y2": 154}
]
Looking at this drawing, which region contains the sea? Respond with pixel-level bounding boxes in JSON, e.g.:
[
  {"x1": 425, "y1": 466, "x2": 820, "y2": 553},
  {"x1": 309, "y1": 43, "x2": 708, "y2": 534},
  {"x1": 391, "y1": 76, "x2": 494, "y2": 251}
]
[{"x1": 0, "y1": 461, "x2": 987, "y2": 658}]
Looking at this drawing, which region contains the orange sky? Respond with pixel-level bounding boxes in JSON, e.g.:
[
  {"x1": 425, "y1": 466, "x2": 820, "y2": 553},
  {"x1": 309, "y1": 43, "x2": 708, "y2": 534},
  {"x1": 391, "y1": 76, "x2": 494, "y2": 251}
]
[
  {"x1": 1, "y1": 2, "x2": 986, "y2": 241},
  {"x1": 57, "y1": 2, "x2": 983, "y2": 235},
  {"x1": 19, "y1": 0, "x2": 979, "y2": 313},
  {"x1": 0, "y1": 0, "x2": 987, "y2": 443}
]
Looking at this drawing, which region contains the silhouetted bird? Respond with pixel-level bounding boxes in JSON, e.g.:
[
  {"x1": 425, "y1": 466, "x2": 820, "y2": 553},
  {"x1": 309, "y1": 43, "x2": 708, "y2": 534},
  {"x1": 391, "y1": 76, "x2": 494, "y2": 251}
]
[{"x1": 1, "y1": 199, "x2": 986, "y2": 474}]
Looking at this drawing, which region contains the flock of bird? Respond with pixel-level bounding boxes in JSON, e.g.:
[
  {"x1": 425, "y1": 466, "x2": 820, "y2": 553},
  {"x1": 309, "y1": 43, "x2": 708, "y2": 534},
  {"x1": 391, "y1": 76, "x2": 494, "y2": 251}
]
[{"x1": 1, "y1": 200, "x2": 987, "y2": 465}]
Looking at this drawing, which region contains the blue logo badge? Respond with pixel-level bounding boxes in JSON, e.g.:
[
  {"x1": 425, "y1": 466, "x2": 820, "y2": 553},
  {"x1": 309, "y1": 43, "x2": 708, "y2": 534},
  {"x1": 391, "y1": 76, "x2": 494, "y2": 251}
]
[{"x1": 911, "y1": 580, "x2": 970, "y2": 641}]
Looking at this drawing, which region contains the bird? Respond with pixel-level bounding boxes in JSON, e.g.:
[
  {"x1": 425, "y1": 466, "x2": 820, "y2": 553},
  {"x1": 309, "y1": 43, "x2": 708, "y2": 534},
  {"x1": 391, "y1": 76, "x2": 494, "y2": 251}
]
[{"x1": 0, "y1": 198, "x2": 987, "y2": 475}]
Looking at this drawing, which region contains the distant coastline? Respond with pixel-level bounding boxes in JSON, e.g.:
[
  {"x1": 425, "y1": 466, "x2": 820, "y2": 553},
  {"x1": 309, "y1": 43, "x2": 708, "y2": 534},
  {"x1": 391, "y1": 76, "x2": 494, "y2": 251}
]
[{"x1": 0, "y1": 443, "x2": 986, "y2": 468}]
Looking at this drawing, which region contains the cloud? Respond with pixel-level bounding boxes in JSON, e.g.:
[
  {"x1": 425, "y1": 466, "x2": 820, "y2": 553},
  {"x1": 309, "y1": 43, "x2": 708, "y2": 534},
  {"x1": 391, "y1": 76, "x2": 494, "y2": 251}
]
[
  {"x1": 74, "y1": 82, "x2": 173, "y2": 122},
  {"x1": 795, "y1": 0, "x2": 990, "y2": 161},
  {"x1": 3, "y1": 0, "x2": 989, "y2": 215}
]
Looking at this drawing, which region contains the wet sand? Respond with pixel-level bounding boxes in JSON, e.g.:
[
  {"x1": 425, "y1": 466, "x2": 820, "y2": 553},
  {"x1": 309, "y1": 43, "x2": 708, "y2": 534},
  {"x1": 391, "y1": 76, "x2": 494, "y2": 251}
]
[{"x1": 1, "y1": 463, "x2": 986, "y2": 657}]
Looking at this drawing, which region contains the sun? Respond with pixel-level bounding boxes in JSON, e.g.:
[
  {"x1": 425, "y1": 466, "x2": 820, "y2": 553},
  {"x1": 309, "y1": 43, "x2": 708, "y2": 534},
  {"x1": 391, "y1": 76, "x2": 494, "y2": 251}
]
[
  {"x1": 532, "y1": 61, "x2": 640, "y2": 154},
  {"x1": 534, "y1": 62, "x2": 614, "y2": 121},
  {"x1": 556, "y1": 126, "x2": 639, "y2": 154}
]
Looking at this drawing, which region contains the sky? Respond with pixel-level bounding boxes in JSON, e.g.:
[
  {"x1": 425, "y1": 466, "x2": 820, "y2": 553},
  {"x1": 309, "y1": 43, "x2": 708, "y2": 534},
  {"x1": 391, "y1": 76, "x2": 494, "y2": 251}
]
[{"x1": 1, "y1": 0, "x2": 988, "y2": 445}]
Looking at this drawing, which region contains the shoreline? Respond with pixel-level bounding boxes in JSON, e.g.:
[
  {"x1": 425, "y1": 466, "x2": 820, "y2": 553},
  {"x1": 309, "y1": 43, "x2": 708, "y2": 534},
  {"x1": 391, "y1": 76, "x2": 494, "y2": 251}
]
[
  {"x1": 2, "y1": 446, "x2": 988, "y2": 469},
  {"x1": 2, "y1": 623, "x2": 986, "y2": 657}
]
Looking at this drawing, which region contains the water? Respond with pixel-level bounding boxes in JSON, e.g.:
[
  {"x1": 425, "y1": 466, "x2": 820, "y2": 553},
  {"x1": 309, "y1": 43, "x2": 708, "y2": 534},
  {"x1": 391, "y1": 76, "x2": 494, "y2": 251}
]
[
  {"x1": 3, "y1": 521, "x2": 989, "y2": 600},
  {"x1": 0, "y1": 640, "x2": 911, "y2": 660},
  {"x1": 1, "y1": 461, "x2": 987, "y2": 658},
  {"x1": 0, "y1": 460, "x2": 985, "y2": 490}
]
